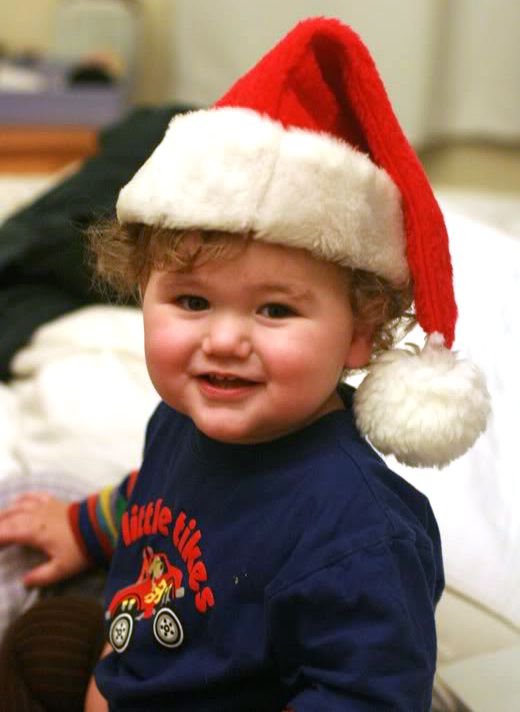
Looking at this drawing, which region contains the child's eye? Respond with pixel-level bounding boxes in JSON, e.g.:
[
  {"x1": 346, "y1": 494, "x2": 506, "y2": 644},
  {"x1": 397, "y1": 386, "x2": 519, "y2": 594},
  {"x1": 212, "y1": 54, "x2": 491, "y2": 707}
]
[
  {"x1": 176, "y1": 295, "x2": 209, "y2": 311},
  {"x1": 259, "y1": 303, "x2": 296, "y2": 319}
]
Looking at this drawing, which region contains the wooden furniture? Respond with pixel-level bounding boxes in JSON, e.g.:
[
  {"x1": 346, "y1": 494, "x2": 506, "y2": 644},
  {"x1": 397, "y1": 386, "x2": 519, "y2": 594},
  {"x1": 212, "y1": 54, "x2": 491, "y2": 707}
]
[{"x1": 0, "y1": 126, "x2": 97, "y2": 173}]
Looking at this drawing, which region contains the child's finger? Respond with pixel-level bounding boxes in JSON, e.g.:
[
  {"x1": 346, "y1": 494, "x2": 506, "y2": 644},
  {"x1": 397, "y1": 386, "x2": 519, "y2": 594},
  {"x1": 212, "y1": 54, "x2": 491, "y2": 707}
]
[
  {"x1": 0, "y1": 511, "x2": 44, "y2": 547},
  {"x1": 19, "y1": 491, "x2": 52, "y2": 502},
  {"x1": 10, "y1": 492, "x2": 52, "y2": 509},
  {"x1": 0, "y1": 510, "x2": 26, "y2": 540},
  {"x1": 0, "y1": 495, "x2": 46, "y2": 521},
  {"x1": 0, "y1": 502, "x2": 26, "y2": 521},
  {"x1": 0, "y1": 507, "x2": 14, "y2": 523},
  {"x1": 23, "y1": 559, "x2": 59, "y2": 588}
]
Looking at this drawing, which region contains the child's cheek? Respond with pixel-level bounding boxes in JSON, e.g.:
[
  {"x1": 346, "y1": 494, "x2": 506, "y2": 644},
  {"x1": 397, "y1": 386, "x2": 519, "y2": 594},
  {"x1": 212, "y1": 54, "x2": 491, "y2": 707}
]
[
  {"x1": 144, "y1": 314, "x2": 182, "y2": 374},
  {"x1": 262, "y1": 332, "x2": 310, "y2": 381},
  {"x1": 147, "y1": 327, "x2": 182, "y2": 369}
]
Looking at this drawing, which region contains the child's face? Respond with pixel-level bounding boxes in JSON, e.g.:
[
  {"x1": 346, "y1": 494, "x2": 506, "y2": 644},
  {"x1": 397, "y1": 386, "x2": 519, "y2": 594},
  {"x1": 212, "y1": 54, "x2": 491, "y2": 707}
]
[{"x1": 141, "y1": 240, "x2": 372, "y2": 444}]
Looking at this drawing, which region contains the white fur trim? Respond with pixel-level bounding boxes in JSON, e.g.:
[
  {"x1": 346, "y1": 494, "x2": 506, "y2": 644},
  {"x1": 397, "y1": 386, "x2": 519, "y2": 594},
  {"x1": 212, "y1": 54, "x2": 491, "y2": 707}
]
[
  {"x1": 353, "y1": 333, "x2": 491, "y2": 468},
  {"x1": 117, "y1": 107, "x2": 408, "y2": 283}
]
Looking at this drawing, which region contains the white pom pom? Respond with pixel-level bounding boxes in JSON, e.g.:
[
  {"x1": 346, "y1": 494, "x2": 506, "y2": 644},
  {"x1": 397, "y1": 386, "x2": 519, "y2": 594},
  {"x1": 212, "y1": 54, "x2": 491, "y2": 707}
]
[{"x1": 353, "y1": 333, "x2": 491, "y2": 468}]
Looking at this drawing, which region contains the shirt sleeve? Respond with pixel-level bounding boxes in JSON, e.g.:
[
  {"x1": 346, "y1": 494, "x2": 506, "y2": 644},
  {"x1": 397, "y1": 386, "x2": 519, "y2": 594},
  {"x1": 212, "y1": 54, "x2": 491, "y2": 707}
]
[
  {"x1": 267, "y1": 537, "x2": 439, "y2": 711},
  {"x1": 67, "y1": 470, "x2": 139, "y2": 566}
]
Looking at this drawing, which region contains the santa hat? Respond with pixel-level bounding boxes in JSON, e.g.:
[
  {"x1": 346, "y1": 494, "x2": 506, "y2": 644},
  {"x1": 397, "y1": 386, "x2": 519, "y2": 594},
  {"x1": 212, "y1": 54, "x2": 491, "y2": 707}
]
[{"x1": 117, "y1": 17, "x2": 490, "y2": 468}]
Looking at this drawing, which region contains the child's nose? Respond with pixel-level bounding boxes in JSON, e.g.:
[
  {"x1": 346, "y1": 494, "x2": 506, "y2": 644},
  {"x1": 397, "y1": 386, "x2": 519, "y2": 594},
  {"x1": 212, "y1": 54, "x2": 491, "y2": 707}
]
[{"x1": 201, "y1": 316, "x2": 252, "y2": 359}]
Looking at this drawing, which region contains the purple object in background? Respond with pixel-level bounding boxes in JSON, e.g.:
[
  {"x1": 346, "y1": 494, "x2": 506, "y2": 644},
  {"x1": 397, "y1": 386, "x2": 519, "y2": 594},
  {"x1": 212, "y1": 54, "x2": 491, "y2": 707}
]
[{"x1": 0, "y1": 61, "x2": 128, "y2": 127}]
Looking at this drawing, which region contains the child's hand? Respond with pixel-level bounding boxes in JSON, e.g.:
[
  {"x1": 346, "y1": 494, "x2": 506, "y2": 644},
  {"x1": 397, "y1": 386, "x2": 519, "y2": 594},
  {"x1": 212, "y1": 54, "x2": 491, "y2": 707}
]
[
  {"x1": 0, "y1": 492, "x2": 89, "y2": 587},
  {"x1": 84, "y1": 641, "x2": 112, "y2": 712}
]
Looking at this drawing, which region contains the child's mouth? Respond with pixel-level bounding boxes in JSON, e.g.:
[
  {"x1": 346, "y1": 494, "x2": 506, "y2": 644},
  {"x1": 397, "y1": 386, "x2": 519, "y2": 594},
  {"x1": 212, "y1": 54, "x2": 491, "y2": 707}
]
[{"x1": 201, "y1": 374, "x2": 255, "y2": 389}]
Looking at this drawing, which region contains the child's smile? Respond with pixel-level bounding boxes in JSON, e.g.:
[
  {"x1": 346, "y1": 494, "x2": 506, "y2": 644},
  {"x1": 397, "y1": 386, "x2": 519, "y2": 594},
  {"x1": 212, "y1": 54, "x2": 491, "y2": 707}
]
[
  {"x1": 141, "y1": 240, "x2": 372, "y2": 444},
  {"x1": 197, "y1": 372, "x2": 261, "y2": 398}
]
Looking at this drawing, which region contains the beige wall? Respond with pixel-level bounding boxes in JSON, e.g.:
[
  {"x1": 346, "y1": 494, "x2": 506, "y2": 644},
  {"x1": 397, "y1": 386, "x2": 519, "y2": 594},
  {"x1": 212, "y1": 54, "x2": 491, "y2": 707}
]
[
  {"x1": 0, "y1": 0, "x2": 56, "y2": 54},
  {"x1": 0, "y1": 0, "x2": 172, "y2": 104},
  {"x1": 2, "y1": 1, "x2": 519, "y2": 192},
  {"x1": 419, "y1": 143, "x2": 520, "y2": 195}
]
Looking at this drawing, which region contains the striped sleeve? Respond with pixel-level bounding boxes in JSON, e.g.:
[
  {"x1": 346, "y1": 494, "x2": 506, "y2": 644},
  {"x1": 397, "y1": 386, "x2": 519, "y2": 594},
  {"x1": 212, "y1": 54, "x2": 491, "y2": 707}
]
[{"x1": 68, "y1": 470, "x2": 139, "y2": 566}]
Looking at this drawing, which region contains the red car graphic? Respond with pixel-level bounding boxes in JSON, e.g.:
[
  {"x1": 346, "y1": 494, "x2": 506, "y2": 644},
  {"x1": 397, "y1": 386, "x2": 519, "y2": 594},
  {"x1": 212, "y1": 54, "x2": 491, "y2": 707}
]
[{"x1": 107, "y1": 546, "x2": 185, "y2": 652}]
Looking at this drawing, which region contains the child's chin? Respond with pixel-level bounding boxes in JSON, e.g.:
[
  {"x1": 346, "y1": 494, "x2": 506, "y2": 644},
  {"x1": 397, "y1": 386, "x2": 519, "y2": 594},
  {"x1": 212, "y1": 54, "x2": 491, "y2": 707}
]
[
  {"x1": 193, "y1": 416, "x2": 252, "y2": 444},
  {"x1": 196, "y1": 416, "x2": 296, "y2": 445},
  {"x1": 195, "y1": 414, "x2": 276, "y2": 445}
]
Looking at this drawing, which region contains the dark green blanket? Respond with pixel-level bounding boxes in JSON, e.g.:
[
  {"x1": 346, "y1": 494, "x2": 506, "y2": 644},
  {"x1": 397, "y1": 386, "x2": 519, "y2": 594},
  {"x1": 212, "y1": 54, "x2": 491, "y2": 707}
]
[{"x1": 0, "y1": 105, "x2": 191, "y2": 380}]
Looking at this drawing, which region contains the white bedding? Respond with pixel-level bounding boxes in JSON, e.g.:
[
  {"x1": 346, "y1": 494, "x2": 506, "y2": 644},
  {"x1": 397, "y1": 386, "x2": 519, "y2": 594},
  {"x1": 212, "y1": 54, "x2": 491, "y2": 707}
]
[
  {"x1": 1, "y1": 305, "x2": 159, "y2": 490},
  {"x1": 1, "y1": 195, "x2": 519, "y2": 632},
  {"x1": 388, "y1": 209, "x2": 520, "y2": 627}
]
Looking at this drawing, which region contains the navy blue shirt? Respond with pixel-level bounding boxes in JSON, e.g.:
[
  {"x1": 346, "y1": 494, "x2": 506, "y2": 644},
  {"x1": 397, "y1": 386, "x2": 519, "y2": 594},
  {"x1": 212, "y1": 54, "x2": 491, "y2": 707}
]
[{"x1": 96, "y1": 389, "x2": 444, "y2": 710}]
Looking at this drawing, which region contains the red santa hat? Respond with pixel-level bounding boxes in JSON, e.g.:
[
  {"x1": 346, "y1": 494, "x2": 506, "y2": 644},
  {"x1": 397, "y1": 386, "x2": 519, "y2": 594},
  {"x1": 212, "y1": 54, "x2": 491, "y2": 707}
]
[{"x1": 117, "y1": 17, "x2": 490, "y2": 468}]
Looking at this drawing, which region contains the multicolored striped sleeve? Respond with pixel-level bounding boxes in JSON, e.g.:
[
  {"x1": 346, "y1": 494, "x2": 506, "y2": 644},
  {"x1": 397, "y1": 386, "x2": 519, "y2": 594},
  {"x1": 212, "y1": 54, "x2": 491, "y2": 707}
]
[{"x1": 67, "y1": 470, "x2": 139, "y2": 566}]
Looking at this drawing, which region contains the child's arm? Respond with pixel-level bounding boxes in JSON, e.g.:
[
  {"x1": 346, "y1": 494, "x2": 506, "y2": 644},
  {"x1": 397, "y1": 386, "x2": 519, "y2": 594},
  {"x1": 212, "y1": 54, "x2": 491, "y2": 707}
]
[
  {"x1": 269, "y1": 540, "x2": 439, "y2": 710},
  {"x1": 0, "y1": 471, "x2": 138, "y2": 586},
  {"x1": 68, "y1": 470, "x2": 139, "y2": 567},
  {"x1": 84, "y1": 642, "x2": 112, "y2": 712}
]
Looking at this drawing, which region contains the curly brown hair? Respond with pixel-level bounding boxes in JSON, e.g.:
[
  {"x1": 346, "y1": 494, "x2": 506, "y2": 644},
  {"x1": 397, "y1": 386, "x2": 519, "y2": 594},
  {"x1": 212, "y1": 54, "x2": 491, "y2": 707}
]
[{"x1": 87, "y1": 221, "x2": 415, "y2": 360}]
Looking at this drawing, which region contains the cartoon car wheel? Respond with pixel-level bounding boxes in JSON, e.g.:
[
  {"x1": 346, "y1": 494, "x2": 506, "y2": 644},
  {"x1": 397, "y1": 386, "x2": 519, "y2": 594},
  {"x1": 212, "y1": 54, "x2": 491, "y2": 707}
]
[
  {"x1": 153, "y1": 607, "x2": 184, "y2": 648},
  {"x1": 109, "y1": 612, "x2": 134, "y2": 653}
]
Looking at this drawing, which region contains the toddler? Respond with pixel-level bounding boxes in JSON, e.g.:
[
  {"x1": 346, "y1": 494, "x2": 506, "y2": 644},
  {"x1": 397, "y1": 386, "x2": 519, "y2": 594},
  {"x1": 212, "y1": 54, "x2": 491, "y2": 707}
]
[{"x1": 0, "y1": 17, "x2": 489, "y2": 711}]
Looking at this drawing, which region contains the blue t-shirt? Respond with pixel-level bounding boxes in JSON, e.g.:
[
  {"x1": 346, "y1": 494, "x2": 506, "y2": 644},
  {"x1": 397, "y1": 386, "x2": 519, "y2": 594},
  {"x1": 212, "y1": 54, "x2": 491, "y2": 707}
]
[{"x1": 96, "y1": 389, "x2": 444, "y2": 711}]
